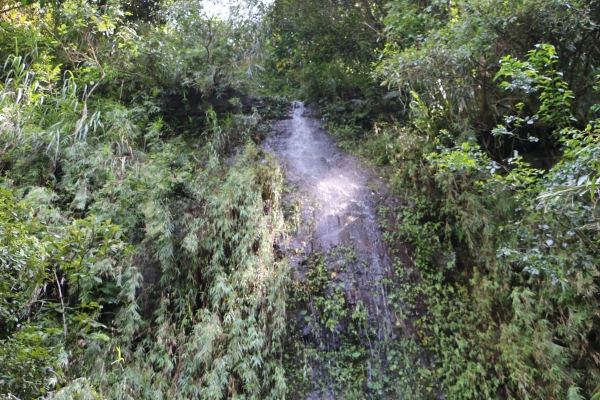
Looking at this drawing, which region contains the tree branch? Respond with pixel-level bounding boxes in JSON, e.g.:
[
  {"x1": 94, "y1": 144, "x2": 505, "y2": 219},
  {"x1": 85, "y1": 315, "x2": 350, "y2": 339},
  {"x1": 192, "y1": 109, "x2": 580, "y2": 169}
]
[{"x1": 0, "y1": 4, "x2": 23, "y2": 14}]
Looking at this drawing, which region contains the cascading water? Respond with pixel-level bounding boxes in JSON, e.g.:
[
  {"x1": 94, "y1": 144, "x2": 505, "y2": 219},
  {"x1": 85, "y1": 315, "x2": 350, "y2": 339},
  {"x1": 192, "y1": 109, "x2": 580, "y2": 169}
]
[{"x1": 264, "y1": 102, "x2": 428, "y2": 399}]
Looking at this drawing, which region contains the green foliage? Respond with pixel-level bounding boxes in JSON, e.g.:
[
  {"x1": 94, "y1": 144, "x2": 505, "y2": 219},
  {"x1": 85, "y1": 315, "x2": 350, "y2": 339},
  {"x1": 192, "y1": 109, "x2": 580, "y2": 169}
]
[
  {"x1": 144, "y1": 0, "x2": 267, "y2": 93},
  {"x1": 267, "y1": 0, "x2": 387, "y2": 101},
  {"x1": 284, "y1": 245, "x2": 431, "y2": 399},
  {"x1": 0, "y1": 1, "x2": 289, "y2": 398},
  {"x1": 80, "y1": 143, "x2": 289, "y2": 399},
  {"x1": 4, "y1": 0, "x2": 600, "y2": 397},
  {"x1": 494, "y1": 44, "x2": 576, "y2": 136},
  {"x1": 287, "y1": 0, "x2": 600, "y2": 395},
  {"x1": 363, "y1": 7, "x2": 600, "y2": 396},
  {"x1": 370, "y1": 45, "x2": 600, "y2": 397},
  {"x1": 383, "y1": 0, "x2": 448, "y2": 49},
  {"x1": 378, "y1": 0, "x2": 600, "y2": 158},
  {"x1": 0, "y1": 185, "x2": 137, "y2": 398},
  {"x1": 0, "y1": 188, "x2": 57, "y2": 398}
]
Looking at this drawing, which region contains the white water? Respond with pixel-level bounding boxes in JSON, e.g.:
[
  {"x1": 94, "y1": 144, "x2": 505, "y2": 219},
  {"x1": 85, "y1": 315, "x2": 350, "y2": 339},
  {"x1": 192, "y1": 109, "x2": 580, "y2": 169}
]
[{"x1": 264, "y1": 102, "x2": 402, "y2": 398}]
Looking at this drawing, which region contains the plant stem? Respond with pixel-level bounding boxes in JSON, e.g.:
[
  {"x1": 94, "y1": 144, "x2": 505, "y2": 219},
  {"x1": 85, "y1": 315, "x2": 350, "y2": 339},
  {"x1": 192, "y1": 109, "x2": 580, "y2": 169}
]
[{"x1": 54, "y1": 270, "x2": 68, "y2": 339}]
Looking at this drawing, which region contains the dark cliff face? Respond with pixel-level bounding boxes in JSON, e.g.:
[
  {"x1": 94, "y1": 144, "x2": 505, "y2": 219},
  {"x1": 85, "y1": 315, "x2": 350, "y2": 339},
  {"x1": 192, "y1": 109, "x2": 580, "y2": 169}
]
[{"x1": 163, "y1": 87, "x2": 263, "y2": 120}]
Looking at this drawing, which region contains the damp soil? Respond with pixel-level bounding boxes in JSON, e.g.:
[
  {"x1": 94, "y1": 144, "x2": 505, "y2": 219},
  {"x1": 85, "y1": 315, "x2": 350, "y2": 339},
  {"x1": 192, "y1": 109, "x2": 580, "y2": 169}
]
[{"x1": 264, "y1": 102, "x2": 414, "y2": 398}]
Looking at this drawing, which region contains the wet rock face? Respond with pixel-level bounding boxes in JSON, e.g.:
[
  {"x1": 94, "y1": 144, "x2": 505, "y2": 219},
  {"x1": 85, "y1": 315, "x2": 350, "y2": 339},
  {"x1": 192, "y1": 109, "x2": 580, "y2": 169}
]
[
  {"x1": 265, "y1": 102, "x2": 393, "y2": 316},
  {"x1": 264, "y1": 102, "x2": 405, "y2": 398}
]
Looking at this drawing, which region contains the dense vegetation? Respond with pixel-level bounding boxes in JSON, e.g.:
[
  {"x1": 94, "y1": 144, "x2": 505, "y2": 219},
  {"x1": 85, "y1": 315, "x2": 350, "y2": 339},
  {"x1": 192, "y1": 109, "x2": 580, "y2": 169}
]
[
  {"x1": 268, "y1": 0, "x2": 600, "y2": 398},
  {"x1": 0, "y1": 0, "x2": 289, "y2": 398},
  {"x1": 2, "y1": 0, "x2": 600, "y2": 398}
]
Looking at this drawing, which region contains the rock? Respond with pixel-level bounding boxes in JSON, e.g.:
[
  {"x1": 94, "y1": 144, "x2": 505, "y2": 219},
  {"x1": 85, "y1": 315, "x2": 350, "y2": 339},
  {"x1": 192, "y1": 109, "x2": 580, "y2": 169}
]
[{"x1": 346, "y1": 99, "x2": 364, "y2": 107}]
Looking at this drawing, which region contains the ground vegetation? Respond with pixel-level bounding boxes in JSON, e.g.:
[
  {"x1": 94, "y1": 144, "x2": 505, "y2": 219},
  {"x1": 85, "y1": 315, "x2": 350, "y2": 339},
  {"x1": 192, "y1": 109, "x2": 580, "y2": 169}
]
[
  {"x1": 3, "y1": 0, "x2": 600, "y2": 398},
  {"x1": 0, "y1": 0, "x2": 289, "y2": 398}
]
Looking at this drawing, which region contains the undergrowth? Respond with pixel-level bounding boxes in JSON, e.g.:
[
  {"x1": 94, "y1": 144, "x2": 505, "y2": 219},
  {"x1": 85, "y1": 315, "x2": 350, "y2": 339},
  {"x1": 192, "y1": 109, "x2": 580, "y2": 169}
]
[
  {"x1": 310, "y1": 45, "x2": 600, "y2": 399},
  {"x1": 317, "y1": 45, "x2": 600, "y2": 398},
  {"x1": 0, "y1": 9, "x2": 291, "y2": 395},
  {"x1": 283, "y1": 244, "x2": 431, "y2": 399}
]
